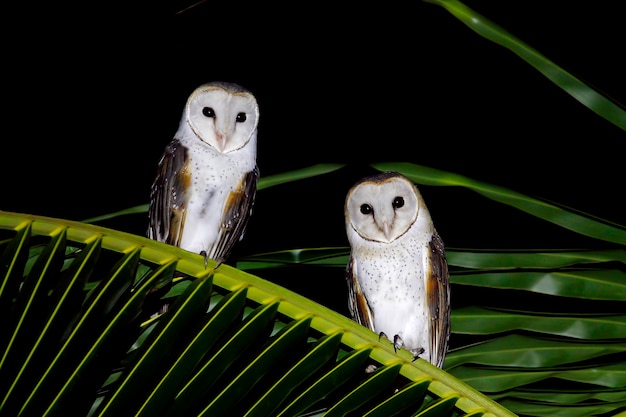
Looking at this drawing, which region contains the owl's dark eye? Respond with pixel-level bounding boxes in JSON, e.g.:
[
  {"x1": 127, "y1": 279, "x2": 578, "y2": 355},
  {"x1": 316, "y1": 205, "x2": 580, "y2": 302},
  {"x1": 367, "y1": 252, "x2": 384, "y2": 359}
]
[
  {"x1": 202, "y1": 107, "x2": 215, "y2": 118},
  {"x1": 360, "y1": 204, "x2": 373, "y2": 215},
  {"x1": 392, "y1": 196, "x2": 404, "y2": 209},
  {"x1": 236, "y1": 112, "x2": 247, "y2": 122}
]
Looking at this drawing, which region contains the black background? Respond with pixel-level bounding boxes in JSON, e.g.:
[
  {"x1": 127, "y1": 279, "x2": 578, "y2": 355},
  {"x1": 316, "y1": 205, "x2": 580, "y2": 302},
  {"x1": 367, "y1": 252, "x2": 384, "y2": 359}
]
[{"x1": 3, "y1": 1, "x2": 625, "y2": 311}]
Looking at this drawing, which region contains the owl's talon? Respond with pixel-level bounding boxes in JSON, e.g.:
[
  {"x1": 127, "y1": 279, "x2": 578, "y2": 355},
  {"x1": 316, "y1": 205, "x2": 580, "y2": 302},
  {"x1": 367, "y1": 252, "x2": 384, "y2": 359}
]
[
  {"x1": 411, "y1": 347, "x2": 425, "y2": 361},
  {"x1": 200, "y1": 251, "x2": 209, "y2": 268},
  {"x1": 378, "y1": 332, "x2": 406, "y2": 354},
  {"x1": 393, "y1": 334, "x2": 405, "y2": 352}
]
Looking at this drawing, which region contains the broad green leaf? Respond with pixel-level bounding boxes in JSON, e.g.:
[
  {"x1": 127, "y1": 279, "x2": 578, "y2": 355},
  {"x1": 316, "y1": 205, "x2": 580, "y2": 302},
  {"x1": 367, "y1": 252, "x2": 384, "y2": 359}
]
[
  {"x1": 450, "y1": 362, "x2": 626, "y2": 392},
  {"x1": 447, "y1": 249, "x2": 626, "y2": 269},
  {"x1": 423, "y1": 0, "x2": 626, "y2": 131},
  {"x1": 452, "y1": 269, "x2": 626, "y2": 300},
  {"x1": 453, "y1": 306, "x2": 626, "y2": 339},
  {"x1": 493, "y1": 389, "x2": 626, "y2": 404},
  {"x1": 445, "y1": 334, "x2": 626, "y2": 369},
  {"x1": 560, "y1": 362, "x2": 626, "y2": 387},
  {"x1": 449, "y1": 366, "x2": 550, "y2": 392},
  {"x1": 498, "y1": 398, "x2": 626, "y2": 417}
]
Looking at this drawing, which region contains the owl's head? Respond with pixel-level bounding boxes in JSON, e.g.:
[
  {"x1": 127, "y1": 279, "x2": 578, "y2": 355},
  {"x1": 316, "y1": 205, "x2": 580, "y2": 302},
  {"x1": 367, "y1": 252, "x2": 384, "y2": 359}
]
[
  {"x1": 345, "y1": 172, "x2": 428, "y2": 243},
  {"x1": 185, "y1": 81, "x2": 259, "y2": 153}
]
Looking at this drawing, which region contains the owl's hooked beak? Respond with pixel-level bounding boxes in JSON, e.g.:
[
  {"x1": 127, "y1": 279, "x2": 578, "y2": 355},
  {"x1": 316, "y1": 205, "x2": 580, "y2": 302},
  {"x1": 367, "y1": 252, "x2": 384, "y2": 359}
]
[
  {"x1": 214, "y1": 131, "x2": 227, "y2": 153},
  {"x1": 380, "y1": 220, "x2": 393, "y2": 242}
]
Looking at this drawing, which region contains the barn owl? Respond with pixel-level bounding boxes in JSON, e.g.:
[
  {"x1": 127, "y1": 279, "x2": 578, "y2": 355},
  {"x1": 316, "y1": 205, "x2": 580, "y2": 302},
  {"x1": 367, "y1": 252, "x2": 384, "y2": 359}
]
[
  {"x1": 344, "y1": 171, "x2": 450, "y2": 368},
  {"x1": 148, "y1": 81, "x2": 259, "y2": 267}
]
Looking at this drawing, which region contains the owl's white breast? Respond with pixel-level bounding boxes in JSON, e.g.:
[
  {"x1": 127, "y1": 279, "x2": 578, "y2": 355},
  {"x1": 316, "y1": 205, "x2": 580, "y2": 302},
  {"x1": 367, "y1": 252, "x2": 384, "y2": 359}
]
[
  {"x1": 350, "y1": 226, "x2": 434, "y2": 352},
  {"x1": 176, "y1": 129, "x2": 257, "y2": 255}
]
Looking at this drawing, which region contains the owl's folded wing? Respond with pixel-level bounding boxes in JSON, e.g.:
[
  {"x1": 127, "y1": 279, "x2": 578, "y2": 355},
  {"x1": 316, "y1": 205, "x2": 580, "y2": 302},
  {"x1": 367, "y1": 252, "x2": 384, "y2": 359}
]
[
  {"x1": 346, "y1": 256, "x2": 375, "y2": 331},
  {"x1": 426, "y1": 230, "x2": 451, "y2": 368},
  {"x1": 147, "y1": 138, "x2": 189, "y2": 247},
  {"x1": 209, "y1": 166, "x2": 259, "y2": 264}
]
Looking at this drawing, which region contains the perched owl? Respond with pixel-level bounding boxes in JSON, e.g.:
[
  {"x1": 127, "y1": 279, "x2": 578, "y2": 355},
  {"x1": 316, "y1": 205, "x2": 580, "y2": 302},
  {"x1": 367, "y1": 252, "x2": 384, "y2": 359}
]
[
  {"x1": 148, "y1": 81, "x2": 259, "y2": 267},
  {"x1": 344, "y1": 171, "x2": 450, "y2": 368}
]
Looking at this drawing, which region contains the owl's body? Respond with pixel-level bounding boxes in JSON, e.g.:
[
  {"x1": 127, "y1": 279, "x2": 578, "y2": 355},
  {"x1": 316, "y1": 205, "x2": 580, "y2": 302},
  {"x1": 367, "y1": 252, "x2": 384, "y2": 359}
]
[
  {"x1": 345, "y1": 172, "x2": 450, "y2": 368},
  {"x1": 148, "y1": 81, "x2": 259, "y2": 266}
]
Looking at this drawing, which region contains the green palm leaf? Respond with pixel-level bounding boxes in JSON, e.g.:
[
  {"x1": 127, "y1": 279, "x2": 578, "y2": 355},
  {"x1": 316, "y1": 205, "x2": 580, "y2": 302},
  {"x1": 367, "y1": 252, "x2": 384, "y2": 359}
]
[
  {"x1": 135, "y1": 287, "x2": 249, "y2": 417},
  {"x1": 0, "y1": 211, "x2": 513, "y2": 417},
  {"x1": 447, "y1": 249, "x2": 626, "y2": 269},
  {"x1": 444, "y1": 334, "x2": 626, "y2": 369},
  {"x1": 424, "y1": 0, "x2": 626, "y2": 131},
  {"x1": 452, "y1": 269, "x2": 626, "y2": 300}
]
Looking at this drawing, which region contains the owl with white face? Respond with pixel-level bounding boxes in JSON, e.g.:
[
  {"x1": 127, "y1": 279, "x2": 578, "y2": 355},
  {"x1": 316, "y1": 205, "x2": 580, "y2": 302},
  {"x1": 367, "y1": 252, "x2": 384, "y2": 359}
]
[
  {"x1": 148, "y1": 81, "x2": 259, "y2": 267},
  {"x1": 344, "y1": 171, "x2": 450, "y2": 368}
]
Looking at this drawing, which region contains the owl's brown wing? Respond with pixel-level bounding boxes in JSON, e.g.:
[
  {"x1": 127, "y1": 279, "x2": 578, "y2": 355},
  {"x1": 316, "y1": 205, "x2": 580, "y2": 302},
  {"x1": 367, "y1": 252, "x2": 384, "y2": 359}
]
[
  {"x1": 208, "y1": 166, "x2": 259, "y2": 265},
  {"x1": 147, "y1": 139, "x2": 190, "y2": 247},
  {"x1": 346, "y1": 255, "x2": 375, "y2": 331},
  {"x1": 426, "y1": 229, "x2": 451, "y2": 368}
]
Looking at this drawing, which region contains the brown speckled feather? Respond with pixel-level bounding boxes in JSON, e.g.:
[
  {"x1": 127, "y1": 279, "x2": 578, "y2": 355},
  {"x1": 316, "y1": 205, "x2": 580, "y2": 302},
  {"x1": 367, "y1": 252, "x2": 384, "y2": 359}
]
[
  {"x1": 208, "y1": 166, "x2": 259, "y2": 264},
  {"x1": 346, "y1": 255, "x2": 375, "y2": 330},
  {"x1": 147, "y1": 139, "x2": 190, "y2": 246},
  {"x1": 426, "y1": 230, "x2": 451, "y2": 368}
]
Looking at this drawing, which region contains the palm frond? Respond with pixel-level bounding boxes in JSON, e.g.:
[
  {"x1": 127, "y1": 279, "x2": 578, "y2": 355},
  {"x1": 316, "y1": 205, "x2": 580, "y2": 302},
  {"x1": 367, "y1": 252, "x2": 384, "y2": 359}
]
[
  {"x1": 0, "y1": 211, "x2": 513, "y2": 417},
  {"x1": 423, "y1": 0, "x2": 626, "y2": 131}
]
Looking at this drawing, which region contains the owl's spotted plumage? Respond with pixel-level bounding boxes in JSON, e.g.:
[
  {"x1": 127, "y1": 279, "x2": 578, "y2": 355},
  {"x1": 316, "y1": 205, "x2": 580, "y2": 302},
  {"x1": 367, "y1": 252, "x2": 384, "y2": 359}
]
[
  {"x1": 148, "y1": 81, "x2": 259, "y2": 267},
  {"x1": 344, "y1": 171, "x2": 450, "y2": 368}
]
